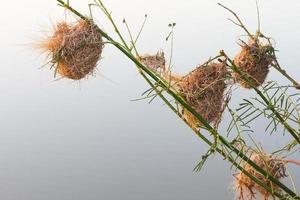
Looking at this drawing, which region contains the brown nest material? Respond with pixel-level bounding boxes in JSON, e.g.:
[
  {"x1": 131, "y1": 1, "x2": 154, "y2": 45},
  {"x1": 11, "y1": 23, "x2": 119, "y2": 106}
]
[
  {"x1": 139, "y1": 51, "x2": 166, "y2": 74},
  {"x1": 234, "y1": 152, "x2": 288, "y2": 200},
  {"x1": 40, "y1": 20, "x2": 103, "y2": 80},
  {"x1": 177, "y1": 61, "x2": 228, "y2": 128},
  {"x1": 233, "y1": 39, "x2": 274, "y2": 88}
]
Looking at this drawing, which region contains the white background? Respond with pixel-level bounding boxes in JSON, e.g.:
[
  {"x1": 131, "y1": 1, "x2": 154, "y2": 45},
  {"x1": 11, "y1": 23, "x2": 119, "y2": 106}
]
[{"x1": 0, "y1": 0, "x2": 299, "y2": 199}]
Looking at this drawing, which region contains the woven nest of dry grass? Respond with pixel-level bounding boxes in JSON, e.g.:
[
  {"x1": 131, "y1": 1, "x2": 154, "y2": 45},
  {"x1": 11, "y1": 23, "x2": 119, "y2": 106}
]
[
  {"x1": 234, "y1": 152, "x2": 287, "y2": 200},
  {"x1": 139, "y1": 51, "x2": 166, "y2": 74},
  {"x1": 233, "y1": 38, "x2": 274, "y2": 88},
  {"x1": 40, "y1": 20, "x2": 103, "y2": 80},
  {"x1": 176, "y1": 61, "x2": 228, "y2": 128}
]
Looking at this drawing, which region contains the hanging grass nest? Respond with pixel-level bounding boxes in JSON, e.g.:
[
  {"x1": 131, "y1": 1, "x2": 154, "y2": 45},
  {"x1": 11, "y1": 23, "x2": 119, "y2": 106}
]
[
  {"x1": 233, "y1": 38, "x2": 274, "y2": 88},
  {"x1": 177, "y1": 61, "x2": 228, "y2": 128},
  {"x1": 40, "y1": 19, "x2": 103, "y2": 80},
  {"x1": 234, "y1": 152, "x2": 287, "y2": 200},
  {"x1": 139, "y1": 51, "x2": 166, "y2": 74}
]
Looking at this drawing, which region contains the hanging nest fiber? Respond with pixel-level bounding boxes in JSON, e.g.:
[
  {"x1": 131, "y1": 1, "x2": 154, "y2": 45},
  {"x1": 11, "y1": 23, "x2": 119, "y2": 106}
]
[
  {"x1": 234, "y1": 152, "x2": 288, "y2": 200},
  {"x1": 40, "y1": 20, "x2": 103, "y2": 80},
  {"x1": 177, "y1": 61, "x2": 228, "y2": 128},
  {"x1": 139, "y1": 51, "x2": 166, "y2": 74},
  {"x1": 139, "y1": 51, "x2": 183, "y2": 84},
  {"x1": 233, "y1": 38, "x2": 274, "y2": 88}
]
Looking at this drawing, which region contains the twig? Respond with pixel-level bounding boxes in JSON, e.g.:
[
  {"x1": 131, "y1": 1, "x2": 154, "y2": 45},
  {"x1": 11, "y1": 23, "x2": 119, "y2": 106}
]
[{"x1": 218, "y1": 3, "x2": 254, "y2": 40}]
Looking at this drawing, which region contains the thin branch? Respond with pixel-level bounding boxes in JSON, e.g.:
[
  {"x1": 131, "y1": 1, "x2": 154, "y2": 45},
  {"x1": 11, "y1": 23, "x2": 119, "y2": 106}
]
[{"x1": 218, "y1": 3, "x2": 254, "y2": 39}]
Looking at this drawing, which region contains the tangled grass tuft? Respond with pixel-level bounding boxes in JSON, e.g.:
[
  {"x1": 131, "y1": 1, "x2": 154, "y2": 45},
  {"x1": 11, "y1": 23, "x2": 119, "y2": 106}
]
[
  {"x1": 40, "y1": 20, "x2": 103, "y2": 80},
  {"x1": 139, "y1": 51, "x2": 166, "y2": 74},
  {"x1": 177, "y1": 61, "x2": 228, "y2": 128},
  {"x1": 234, "y1": 151, "x2": 288, "y2": 200},
  {"x1": 233, "y1": 39, "x2": 274, "y2": 88}
]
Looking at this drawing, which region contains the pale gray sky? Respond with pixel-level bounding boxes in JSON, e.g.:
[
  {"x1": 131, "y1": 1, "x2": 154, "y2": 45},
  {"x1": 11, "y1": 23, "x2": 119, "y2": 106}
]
[{"x1": 0, "y1": 0, "x2": 299, "y2": 200}]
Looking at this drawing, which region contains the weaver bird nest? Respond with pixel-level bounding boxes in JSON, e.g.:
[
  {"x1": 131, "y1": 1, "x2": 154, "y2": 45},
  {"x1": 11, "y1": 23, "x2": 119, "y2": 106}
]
[
  {"x1": 177, "y1": 61, "x2": 228, "y2": 128},
  {"x1": 139, "y1": 51, "x2": 166, "y2": 74},
  {"x1": 234, "y1": 152, "x2": 288, "y2": 200},
  {"x1": 233, "y1": 38, "x2": 274, "y2": 88},
  {"x1": 40, "y1": 20, "x2": 103, "y2": 80}
]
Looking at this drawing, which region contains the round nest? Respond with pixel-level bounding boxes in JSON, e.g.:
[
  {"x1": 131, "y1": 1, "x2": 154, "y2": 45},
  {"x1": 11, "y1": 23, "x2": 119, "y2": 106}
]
[
  {"x1": 177, "y1": 61, "x2": 227, "y2": 128},
  {"x1": 233, "y1": 39, "x2": 274, "y2": 88},
  {"x1": 234, "y1": 152, "x2": 287, "y2": 200},
  {"x1": 139, "y1": 51, "x2": 166, "y2": 74},
  {"x1": 41, "y1": 20, "x2": 103, "y2": 80}
]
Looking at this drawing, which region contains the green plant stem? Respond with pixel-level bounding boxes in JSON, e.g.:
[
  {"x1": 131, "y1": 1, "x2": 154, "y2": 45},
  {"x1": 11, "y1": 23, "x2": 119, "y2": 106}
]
[
  {"x1": 142, "y1": 73, "x2": 286, "y2": 199},
  {"x1": 263, "y1": 37, "x2": 300, "y2": 90},
  {"x1": 139, "y1": 68, "x2": 286, "y2": 200},
  {"x1": 55, "y1": 1, "x2": 300, "y2": 199},
  {"x1": 272, "y1": 63, "x2": 300, "y2": 90},
  {"x1": 220, "y1": 50, "x2": 300, "y2": 145}
]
